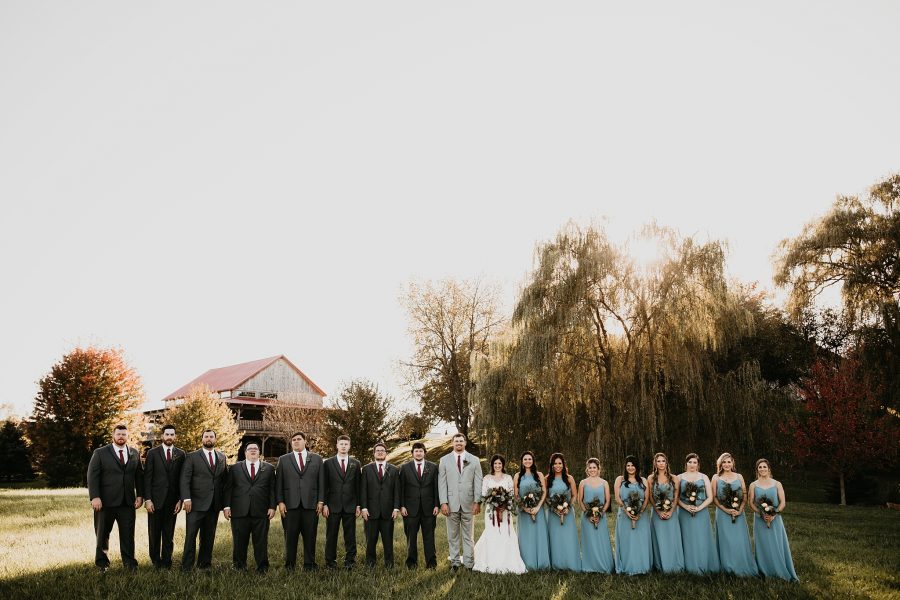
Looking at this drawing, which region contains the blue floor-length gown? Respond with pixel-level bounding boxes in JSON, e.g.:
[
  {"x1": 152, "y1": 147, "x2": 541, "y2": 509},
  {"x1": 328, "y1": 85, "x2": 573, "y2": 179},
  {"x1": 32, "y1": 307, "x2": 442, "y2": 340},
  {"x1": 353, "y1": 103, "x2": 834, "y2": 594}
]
[
  {"x1": 753, "y1": 484, "x2": 799, "y2": 582},
  {"x1": 614, "y1": 482, "x2": 652, "y2": 575},
  {"x1": 678, "y1": 477, "x2": 720, "y2": 575},
  {"x1": 517, "y1": 473, "x2": 551, "y2": 570},
  {"x1": 650, "y1": 482, "x2": 684, "y2": 573},
  {"x1": 580, "y1": 482, "x2": 615, "y2": 573},
  {"x1": 546, "y1": 477, "x2": 581, "y2": 571},
  {"x1": 715, "y1": 478, "x2": 758, "y2": 577}
]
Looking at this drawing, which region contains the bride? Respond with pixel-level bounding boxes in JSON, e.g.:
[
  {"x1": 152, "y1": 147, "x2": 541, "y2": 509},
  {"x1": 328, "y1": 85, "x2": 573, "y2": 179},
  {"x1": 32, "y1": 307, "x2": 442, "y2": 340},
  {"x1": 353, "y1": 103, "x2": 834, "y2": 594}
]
[{"x1": 473, "y1": 454, "x2": 528, "y2": 574}]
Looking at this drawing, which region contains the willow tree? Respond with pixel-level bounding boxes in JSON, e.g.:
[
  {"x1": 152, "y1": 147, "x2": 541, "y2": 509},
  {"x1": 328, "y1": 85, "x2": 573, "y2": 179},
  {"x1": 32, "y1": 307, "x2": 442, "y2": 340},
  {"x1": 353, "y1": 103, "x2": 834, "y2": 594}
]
[{"x1": 474, "y1": 222, "x2": 787, "y2": 472}]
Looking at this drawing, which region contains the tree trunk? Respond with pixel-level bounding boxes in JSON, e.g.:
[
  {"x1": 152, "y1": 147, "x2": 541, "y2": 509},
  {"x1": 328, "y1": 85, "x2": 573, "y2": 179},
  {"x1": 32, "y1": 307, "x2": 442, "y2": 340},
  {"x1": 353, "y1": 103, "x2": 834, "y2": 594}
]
[{"x1": 839, "y1": 470, "x2": 846, "y2": 507}]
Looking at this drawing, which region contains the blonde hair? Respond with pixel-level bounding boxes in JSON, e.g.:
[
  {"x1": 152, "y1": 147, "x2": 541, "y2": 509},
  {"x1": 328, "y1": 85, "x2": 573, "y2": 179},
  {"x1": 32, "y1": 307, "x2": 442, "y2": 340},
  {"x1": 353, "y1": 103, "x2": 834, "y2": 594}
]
[
  {"x1": 649, "y1": 452, "x2": 673, "y2": 486},
  {"x1": 716, "y1": 452, "x2": 736, "y2": 476},
  {"x1": 585, "y1": 457, "x2": 602, "y2": 476}
]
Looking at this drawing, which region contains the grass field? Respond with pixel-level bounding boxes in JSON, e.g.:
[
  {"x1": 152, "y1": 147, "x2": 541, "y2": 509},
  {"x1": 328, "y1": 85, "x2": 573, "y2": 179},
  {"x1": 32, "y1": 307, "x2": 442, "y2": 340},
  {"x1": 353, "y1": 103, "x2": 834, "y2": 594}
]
[{"x1": 0, "y1": 488, "x2": 898, "y2": 599}]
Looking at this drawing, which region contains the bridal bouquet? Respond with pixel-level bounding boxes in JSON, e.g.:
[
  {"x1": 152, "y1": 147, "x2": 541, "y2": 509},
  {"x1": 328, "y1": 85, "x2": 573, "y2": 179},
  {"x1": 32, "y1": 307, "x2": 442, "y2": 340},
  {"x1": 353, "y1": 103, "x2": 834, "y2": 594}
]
[
  {"x1": 584, "y1": 498, "x2": 603, "y2": 529},
  {"x1": 485, "y1": 486, "x2": 515, "y2": 529},
  {"x1": 754, "y1": 494, "x2": 777, "y2": 529},
  {"x1": 548, "y1": 492, "x2": 571, "y2": 526},
  {"x1": 718, "y1": 482, "x2": 743, "y2": 523},
  {"x1": 652, "y1": 483, "x2": 674, "y2": 515},
  {"x1": 624, "y1": 491, "x2": 643, "y2": 529},
  {"x1": 682, "y1": 481, "x2": 700, "y2": 517},
  {"x1": 518, "y1": 491, "x2": 541, "y2": 522}
]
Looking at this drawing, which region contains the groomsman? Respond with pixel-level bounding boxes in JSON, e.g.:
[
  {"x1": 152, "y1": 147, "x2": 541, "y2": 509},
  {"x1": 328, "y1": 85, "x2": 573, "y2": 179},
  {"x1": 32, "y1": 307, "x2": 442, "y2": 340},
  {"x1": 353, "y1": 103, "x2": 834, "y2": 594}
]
[
  {"x1": 275, "y1": 431, "x2": 325, "y2": 570},
  {"x1": 438, "y1": 433, "x2": 483, "y2": 571},
  {"x1": 180, "y1": 429, "x2": 228, "y2": 571},
  {"x1": 224, "y1": 442, "x2": 276, "y2": 572},
  {"x1": 143, "y1": 424, "x2": 184, "y2": 569},
  {"x1": 360, "y1": 441, "x2": 400, "y2": 568},
  {"x1": 87, "y1": 424, "x2": 144, "y2": 572},
  {"x1": 322, "y1": 434, "x2": 362, "y2": 569},
  {"x1": 399, "y1": 441, "x2": 439, "y2": 569}
]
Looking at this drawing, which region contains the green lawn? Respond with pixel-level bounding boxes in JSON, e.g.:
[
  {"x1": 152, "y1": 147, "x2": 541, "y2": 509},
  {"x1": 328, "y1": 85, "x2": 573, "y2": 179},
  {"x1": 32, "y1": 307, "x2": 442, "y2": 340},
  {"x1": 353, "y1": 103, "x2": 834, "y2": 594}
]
[{"x1": 0, "y1": 488, "x2": 897, "y2": 599}]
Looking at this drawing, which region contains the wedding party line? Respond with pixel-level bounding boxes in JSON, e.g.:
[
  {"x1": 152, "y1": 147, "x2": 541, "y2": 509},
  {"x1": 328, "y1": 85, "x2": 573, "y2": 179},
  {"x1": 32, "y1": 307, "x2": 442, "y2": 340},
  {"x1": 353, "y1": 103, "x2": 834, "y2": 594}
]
[{"x1": 88, "y1": 425, "x2": 798, "y2": 582}]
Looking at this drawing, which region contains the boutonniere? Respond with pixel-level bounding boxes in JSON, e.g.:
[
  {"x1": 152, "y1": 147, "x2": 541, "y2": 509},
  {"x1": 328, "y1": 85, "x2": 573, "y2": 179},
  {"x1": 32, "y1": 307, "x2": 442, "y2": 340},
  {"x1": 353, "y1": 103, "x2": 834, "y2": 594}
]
[{"x1": 463, "y1": 458, "x2": 470, "y2": 467}]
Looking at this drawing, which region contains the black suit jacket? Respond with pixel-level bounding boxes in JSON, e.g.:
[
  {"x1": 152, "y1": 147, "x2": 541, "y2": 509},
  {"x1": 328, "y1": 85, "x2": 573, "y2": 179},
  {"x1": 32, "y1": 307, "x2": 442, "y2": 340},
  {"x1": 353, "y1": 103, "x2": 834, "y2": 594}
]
[
  {"x1": 143, "y1": 444, "x2": 185, "y2": 508},
  {"x1": 322, "y1": 455, "x2": 362, "y2": 514},
  {"x1": 275, "y1": 451, "x2": 325, "y2": 510},
  {"x1": 180, "y1": 449, "x2": 227, "y2": 513},
  {"x1": 399, "y1": 460, "x2": 439, "y2": 517},
  {"x1": 87, "y1": 444, "x2": 144, "y2": 507},
  {"x1": 224, "y1": 461, "x2": 276, "y2": 518},
  {"x1": 360, "y1": 461, "x2": 400, "y2": 519}
]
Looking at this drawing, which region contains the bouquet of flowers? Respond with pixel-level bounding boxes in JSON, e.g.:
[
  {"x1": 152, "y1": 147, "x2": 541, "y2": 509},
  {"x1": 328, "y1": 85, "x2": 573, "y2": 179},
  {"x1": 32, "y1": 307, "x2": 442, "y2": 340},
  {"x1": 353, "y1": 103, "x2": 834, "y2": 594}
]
[
  {"x1": 485, "y1": 486, "x2": 516, "y2": 529},
  {"x1": 548, "y1": 492, "x2": 571, "y2": 526},
  {"x1": 652, "y1": 483, "x2": 674, "y2": 515},
  {"x1": 624, "y1": 491, "x2": 643, "y2": 529},
  {"x1": 718, "y1": 482, "x2": 743, "y2": 523},
  {"x1": 584, "y1": 497, "x2": 603, "y2": 529},
  {"x1": 518, "y1": 490, "x2": 541, "y2": 522},
  {"x1": 755, "y1": 494, "x2": 777, "y2": 529},
  {"x1": 682, "y1": 481, "x2": 700, "y2": 517}
]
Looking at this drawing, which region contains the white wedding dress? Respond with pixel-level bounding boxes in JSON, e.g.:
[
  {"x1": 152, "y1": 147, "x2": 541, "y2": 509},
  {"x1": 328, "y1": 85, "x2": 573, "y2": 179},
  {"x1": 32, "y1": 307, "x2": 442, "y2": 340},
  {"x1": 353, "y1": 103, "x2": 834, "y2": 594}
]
[{"x1": 473, "y1": 474, "x2": 528, "y2": 574}]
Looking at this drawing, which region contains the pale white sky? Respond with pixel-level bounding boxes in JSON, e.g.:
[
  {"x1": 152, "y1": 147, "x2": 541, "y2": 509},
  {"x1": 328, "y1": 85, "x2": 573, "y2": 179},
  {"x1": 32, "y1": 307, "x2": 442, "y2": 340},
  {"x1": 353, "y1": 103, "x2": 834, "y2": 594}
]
[{"x1": 1, "y1": 1, "x2": 898, "y2": 418}]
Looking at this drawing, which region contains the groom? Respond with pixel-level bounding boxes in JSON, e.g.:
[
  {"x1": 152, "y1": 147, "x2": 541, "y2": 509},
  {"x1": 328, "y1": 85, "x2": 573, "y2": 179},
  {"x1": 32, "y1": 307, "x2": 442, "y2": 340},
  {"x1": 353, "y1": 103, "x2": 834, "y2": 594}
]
[{"x1": 438, "y1": 433, "x2": 483, "y2": 571}]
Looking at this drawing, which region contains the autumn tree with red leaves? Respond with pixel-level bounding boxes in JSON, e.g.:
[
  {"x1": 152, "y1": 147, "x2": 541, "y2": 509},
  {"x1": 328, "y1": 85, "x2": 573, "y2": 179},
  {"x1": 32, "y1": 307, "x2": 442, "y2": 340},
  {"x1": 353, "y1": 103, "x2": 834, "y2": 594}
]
[{"x1": 789, "y1": 358, "x2": 899, "y2": 506}]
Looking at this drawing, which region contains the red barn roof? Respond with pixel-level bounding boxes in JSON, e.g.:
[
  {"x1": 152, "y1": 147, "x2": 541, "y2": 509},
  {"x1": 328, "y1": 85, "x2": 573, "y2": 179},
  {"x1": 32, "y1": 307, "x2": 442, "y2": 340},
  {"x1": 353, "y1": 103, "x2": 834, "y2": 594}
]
[{"x1": 163, "y1": 355, "x2": 326, "y2": 401}]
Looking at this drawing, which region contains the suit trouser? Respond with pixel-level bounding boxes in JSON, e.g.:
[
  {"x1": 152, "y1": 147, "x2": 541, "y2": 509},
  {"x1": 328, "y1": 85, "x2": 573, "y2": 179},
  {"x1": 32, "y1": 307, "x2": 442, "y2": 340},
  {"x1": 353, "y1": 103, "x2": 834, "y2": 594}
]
[
  {"x1": 325, "y1": 511, "x2": 357, "y2": 566},
  {"x1": 182, "y1": 509, "x2": 218, "y2": 569},
  {"x1": 147, "y1": 503, "x2": 178, "y2": 567},
  {"x1": 231, "y1": 515, "x2": 270, "y2": 570},
  {"x1": 446, "y1": 508, "x2": 475, "y2": 568},
  {"x1": 94, "y1": 504, "x2": 137, "y2": 568},
  {"x1": 365, "y1": 516, "x2": 395, "y2": 567},
  {"x1": 403, "y1": 513, "x2": 436, "y2": 568},
  {"x1": 283, "y1": 507, "x2": 318, "y2": 569}
]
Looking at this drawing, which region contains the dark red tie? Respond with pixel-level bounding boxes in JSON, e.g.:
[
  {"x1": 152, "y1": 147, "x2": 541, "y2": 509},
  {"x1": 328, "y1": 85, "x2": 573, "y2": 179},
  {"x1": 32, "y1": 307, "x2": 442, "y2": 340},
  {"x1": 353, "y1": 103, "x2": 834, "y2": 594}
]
[
  {"x1": 457, "y1": 455, "x2": 461, "y2": 474},
  {"x1": 378, "y1": 463, "x2": 383, "y2": 480},
  {"x1": 166, "y1": 448, "x2": 171, "y2": 463},
  {"x1": 118, "y1": 449, "x2": 125, "y2": 465},
  {"x1": 417, "y1": 462, "x2": 422, "y2": 479},
  {"x1": 208, "y1": 452, "x2": 214, "y2": 469},
  {"x1": 298, "y1": 452, "x2": 304, "y2": 471},
  {"x1": 250, "y1": 463, "x2": 256, "y2": 480},
  {"x1": 341, "y1": 459, "x2": 346, "y2": 474}
]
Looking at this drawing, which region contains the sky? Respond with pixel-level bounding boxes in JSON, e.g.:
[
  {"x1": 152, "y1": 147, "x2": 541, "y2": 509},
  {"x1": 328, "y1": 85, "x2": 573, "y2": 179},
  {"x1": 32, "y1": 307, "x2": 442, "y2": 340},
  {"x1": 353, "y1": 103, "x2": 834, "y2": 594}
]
[{"x1": 1, "y1": 1, "x2": 898, "y2": 418}]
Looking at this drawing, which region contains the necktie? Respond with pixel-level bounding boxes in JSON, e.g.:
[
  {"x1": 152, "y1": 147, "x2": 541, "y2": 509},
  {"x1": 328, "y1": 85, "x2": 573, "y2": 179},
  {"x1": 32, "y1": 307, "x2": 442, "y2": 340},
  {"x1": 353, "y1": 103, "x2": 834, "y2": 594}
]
[
  {"x1": 118, "y1": 449, "x2": 124, "y2": 465},
  {"x1": 166, "y1": 448, "x2": 171, "y2": 463},
  {"x1": 298, "y1": 452, "x2": 305, "y2": 471},
  {"x1": 378, "y1": 463, "x2": 383, "y2": 480},
  {"x1": 208, "y1": 451, "x2": 214, "y2": 469},
  {"x1": 341, "y1": 459, "x2": 346, "y2": 474},
  {"x1": 417, "y1": 462, "x2": 422, "y2": 479},
  {"x1": 457, "y1": 455, "x2": 461, "y2": 474},
  {"x1": 250, "y1": 463, "x2": 256, "y2": 480}
]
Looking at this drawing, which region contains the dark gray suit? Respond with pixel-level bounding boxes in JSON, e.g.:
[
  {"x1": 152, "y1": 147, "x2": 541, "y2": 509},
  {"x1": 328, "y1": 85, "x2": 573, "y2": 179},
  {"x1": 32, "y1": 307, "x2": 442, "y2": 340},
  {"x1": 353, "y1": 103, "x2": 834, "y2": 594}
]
[
  {"x1": 180, "y1": 448, "x2": 227, "y2": 570},
  {"x1": 143, "y1": 444, "x2": 184, "y2": 568},
  {"x1": 225, "y1": 460, "x2": 275, "y2": 571},
  {"x1": 322, "y1": 455, "x2": 362, "y2": 568},
  {"x1": 360, "y1": 461, "x2": 400, "y2": 567},
  {"x1": 275, "y1": 450, "x2": 324, "y2": 569},
  {"x1": 86, "y1": 444, "x2": 144, "y2": 569},
  {"x1": 399, "y1": 460, "x2": 439, "y2": 569}
]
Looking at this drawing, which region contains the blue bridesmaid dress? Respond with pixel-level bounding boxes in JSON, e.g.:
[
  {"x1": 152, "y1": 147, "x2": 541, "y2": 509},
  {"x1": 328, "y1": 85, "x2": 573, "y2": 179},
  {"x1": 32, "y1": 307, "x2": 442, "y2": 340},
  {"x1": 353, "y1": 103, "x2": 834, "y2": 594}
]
[
  {"x1": 753, "y1": 484, "x2": 799, "y2": 582},
  {"x1": 546, "y1": 477, "x2": 581, "y2": 571},
  {"x1": 650, "y1": 482, "x2": 684, "y2": 573},
  {"x1": 614, "y1": 481, "x2": 652, "y2": 575},
  {"x1": 580, "y1": 482, "x2": 615, "y2": 573},
  {"x1": 715, "y1": 478, "x2": 758, "y2": 577},
  {"x1": 678, "y1": 477, "x2": 720, "y2": 575},
  {"x1": 517, "y1": 473, "x2": 551, "y2": 570}
]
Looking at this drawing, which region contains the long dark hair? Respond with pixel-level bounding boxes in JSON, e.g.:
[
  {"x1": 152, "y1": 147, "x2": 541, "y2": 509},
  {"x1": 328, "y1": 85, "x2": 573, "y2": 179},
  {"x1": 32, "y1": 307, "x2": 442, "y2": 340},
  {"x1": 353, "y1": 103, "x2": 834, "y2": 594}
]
[
  {"x1": 546, "y1": 452, "x2": 570, "y2": 490},
  {"x1": 489, "y1": 454, "x2": 506, "y2": 474},
  {"x1": 622, "y1": 455, "x2": 645, "y2": 489},
  {"x1": 518, "y1": 450, "x2": 540, "y2": 484}
]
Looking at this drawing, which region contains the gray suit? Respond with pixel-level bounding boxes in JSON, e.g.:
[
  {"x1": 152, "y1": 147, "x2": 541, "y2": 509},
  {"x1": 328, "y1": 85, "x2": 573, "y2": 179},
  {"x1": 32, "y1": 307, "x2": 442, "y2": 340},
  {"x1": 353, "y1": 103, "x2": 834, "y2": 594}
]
[{"x1": 438, "y1": 451, "x2": 483, "y2": 568}]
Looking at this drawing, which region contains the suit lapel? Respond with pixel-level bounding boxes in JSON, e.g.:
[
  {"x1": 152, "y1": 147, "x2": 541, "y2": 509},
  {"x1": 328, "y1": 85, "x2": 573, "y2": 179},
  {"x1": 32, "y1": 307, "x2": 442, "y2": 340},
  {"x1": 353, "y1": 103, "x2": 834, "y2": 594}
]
[{"x1": 108, "y1": 444, "x2": 125, "y2": 470}]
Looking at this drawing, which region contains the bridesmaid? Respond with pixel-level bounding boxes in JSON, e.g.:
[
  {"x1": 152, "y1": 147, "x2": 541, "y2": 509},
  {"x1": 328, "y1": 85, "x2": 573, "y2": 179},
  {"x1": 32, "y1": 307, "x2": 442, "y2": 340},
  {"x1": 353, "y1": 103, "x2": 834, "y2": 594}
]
[
  {"x1": 711, "y1": 452, "x2": 758, "y2": 577},
  {"x1": 677, "y1": 453, "x2": 720, "y2": 575},
  {"x1": 648, "y1": 452, "x2": 684, "y2": 573},
  {"x1": 577, "y1": 458, "x2": 615, "y2": 573},
  {"x1": 749, "y1": 458, "x2": 799, "y2": 582},
  {"x1": 545, "y1": 453, "x2": 581, "y2": 571},
  {"x1": 513, "y1": 450, "x2": 551, "y2": 570},
  {"x1": 613, "y1": 455, "x2": 652, "y2": 575}
]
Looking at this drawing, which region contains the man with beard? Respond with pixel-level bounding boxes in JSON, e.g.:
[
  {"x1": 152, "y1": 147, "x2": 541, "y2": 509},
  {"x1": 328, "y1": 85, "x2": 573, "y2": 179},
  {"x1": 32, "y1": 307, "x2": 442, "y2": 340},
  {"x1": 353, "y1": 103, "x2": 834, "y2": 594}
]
[
  {"x1": 143, "y1": 424, "x2": 184, "y2": 569},
  {"x1": 275, "y1": 431, "x2": 324, "y2": 570},
  {"x1": 87, "y1": 424, "x2": 144, "y2": 572},
  {"x1": 360, "y1": 440, "x2": 400, "y2": 568},
  {"x1": 180, "y1": 429, "x2": 227, "y2": 571},
  {"x1": 399, "y1": 442, "x2": 439, "y2": 569},
  {"x1": 224, "y1": 442, "x2": 276, "y2": 572}
]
